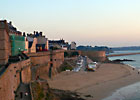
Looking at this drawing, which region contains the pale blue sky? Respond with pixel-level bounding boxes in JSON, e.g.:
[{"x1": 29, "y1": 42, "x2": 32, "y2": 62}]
[{"x1": 1, "y1": 0, "x2": 140, "y2": 47}]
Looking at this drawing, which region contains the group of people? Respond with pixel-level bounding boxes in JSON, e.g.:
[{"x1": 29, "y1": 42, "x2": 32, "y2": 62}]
[
  {"x1": 132, "y1": 67, "x2": 140, "y2": 74},
  {"x1": 15, "y1": 92, "x2": 28, "y2": 99}
]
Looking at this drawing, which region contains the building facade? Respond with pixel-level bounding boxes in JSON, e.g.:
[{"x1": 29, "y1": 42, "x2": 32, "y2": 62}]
[
  {"x1": 70, "y1": 41, "x2": 76, "y2": 50},
  {"x1": 49, "y1": 39, "x2": 69, "y2": 50},
  {"x1": 0, "y1": 20, "x2": 11, "y2": 65}
]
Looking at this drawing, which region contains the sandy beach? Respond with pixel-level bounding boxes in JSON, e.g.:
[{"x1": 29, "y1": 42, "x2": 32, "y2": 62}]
[{"x1": 45, "y1": 63, "x2": 140, "y2": 100}]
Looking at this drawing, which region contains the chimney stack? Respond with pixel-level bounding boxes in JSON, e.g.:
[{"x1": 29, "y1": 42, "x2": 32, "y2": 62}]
[
  {"x1": 23, "y1": 32, "x2": 26, "y2": 37},
  {"x1": 9, "y1": 21, "x2": 12, "y2": 25},
  {"x1": 40, "y1": 32, "x2": 42, "y2": 36}
]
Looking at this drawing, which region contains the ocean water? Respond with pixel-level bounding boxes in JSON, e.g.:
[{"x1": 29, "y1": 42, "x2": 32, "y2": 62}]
[
  {"x1": 103, "y1": 50, "x2": 140, "y2": 100},
  {"x1": 108, "y1": 50, "x2": 140, "y2": 55},
  {"x1": 103, "y1": 82, "x2": 140, "y2": 100},
  {"x1": 108, "y1": 50, "x2": 140, "y2": 69}
]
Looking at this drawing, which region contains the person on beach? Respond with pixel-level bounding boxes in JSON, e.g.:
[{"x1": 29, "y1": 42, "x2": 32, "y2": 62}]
[
  {"x1": 25, "y1": 92, "x2": 28, "y2": 96},
  {"x1": 20, "y1": 92, "x2": 23, "y2": 98},
  {"x1": 132, "y1": 68, "x2": 135, "y2": 70}
]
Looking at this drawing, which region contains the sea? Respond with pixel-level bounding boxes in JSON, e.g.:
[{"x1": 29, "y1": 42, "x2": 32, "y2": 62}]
[
  {"x1": 103, "y1": 50, "x2": 140, "y2": 100},
  {"x1": 108, "y1": 50, "x2": 140, "y2": 69}
]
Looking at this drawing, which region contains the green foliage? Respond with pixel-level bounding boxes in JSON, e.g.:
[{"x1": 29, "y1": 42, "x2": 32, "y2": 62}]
[
  {"x1": 45, "y1": 92, "x2": 54, "y2": 100},
  {"x1": 38, "y1": 91, "x2": 44, "y2": 100},
  {"x1": 71, "y1": 52, "x2": 79, "y2": 56},
  {"x1": 64, "y1": 52, "x2": 69, "y2": 57},
  {"x1": 64, "y1": 51, "x2": 79, "y2": 57},
  {"x1": 50, "y1": 46, "x2": 60, "y2": 50},
  {"x1": 31, "y1": 82, "x2": 45, "y2": 100},
  {"x1": 59, "y1": 61, "x2": 73, "y2": 72},
  {"x1": 31, "y1": 82, "x2": 56, "y2": 100},
  {"x1": 61, "y1": 66, "x2": 73, "y2": 71}
]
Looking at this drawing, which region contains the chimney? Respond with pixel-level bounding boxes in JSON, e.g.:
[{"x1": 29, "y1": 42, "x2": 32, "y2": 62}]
[
  {"x1": 34, "y1": 31, "x2": 36, "y2": 35},
  {"x1": 36, "y1": 31, "x2": 39, "y2": 36},
  {"x1": 9, "y1": 21, "x2": 12, "y2": 25},
  {"x1": 23, "y1": 32, "x2": 26, "y2": 37},
  {"x1": 40, "y1": 32, "x2": 42, "y2": 36}
]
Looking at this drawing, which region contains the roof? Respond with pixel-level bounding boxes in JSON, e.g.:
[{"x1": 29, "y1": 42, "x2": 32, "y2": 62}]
[
  {"x1": 8, "y1": 21, "x2": 22, "y2": 35},
  {"x1": 49, "y1": 39, "x2": 66, "y2": 44}
]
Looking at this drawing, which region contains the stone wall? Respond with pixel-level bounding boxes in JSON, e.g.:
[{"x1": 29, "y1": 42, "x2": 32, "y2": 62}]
[
  {"x1": 81, "y1": 51, "x2": 106, "y2": 62},
  {"x1": 0, "y1": 20, "x2": 11, "y2": 65},
  {"x1": 28, "y1": 52, "x2": 50, "y2": 66},
  {"x1": 27, "y1": 50, "x2": 64, "y2": 79},
  {"x1": 0, "y1": 59, "x2": 31, "y2": 100},
  {"x1": 21, "y1": 61, "x2": 32, "y2": 84}
]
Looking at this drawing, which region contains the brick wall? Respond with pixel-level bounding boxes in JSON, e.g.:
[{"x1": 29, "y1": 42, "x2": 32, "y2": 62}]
[{"x1": 81, "y1": 51, "x2": 106, "y2": 62}]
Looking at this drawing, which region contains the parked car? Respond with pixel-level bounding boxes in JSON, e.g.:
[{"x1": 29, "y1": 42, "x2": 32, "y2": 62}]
[
  {"x1": 73, "y1": 67, "x2": 81, "y2": 72},
  {"x1": 87, "y1": 62, "x2": 97, "y2": 71},
  {"x1": 77, "y1": 61, "x2": 82, "y2": 65}
]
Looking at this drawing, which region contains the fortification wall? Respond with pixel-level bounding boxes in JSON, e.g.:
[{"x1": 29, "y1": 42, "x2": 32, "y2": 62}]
[
  {"x1": 0, "y1": 26, "x2": 11, "y2": 65},
  {"x1": 28, "y1": 52, "x2": 50, "y2": 66},
  {"x1": 0, "y1": 59, "x2": 31, "y2": 100},
  {"x1": 27, "y1": 50, "x2": 64, "y2": 79},
  {"x1": 51, "y1": 50, "x2": 64, "y2": 76},
  {"x1": 81, "y1": 51, "x2": 106, "y2": 62}
]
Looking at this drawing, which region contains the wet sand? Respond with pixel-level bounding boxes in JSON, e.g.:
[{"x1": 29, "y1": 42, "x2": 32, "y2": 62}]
[{"x1": 46, "y1": 63, "x2": 140, "y2": 100}]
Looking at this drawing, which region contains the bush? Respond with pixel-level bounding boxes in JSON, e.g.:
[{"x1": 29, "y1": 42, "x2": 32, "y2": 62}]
[
  {"x1": 31, "y1": 82, "x2": 45, "y2": 100},
  {"x1": 64, "y1": 51, "x2": 79, "y2": 57},
  {"x1": 59, "y1": 61, "x2": 73, "y2": 72}
]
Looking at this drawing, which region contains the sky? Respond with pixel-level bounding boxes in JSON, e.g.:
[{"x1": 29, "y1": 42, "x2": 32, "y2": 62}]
[{"x1": 1, "y1": 0, "x2": 140, "y2": 47}]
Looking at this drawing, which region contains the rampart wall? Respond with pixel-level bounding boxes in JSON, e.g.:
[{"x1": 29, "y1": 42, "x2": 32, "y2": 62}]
[
  {"x1": 0, "y1": 59, "x2": 31, "y2": 100},
  {"x1": 81, "y1": 51, "x2": 106, "y2": 62},
  {"x1": 27, "y1": 50, "x2": 64, "y2": 79},
  {"x1": 0, "y1": 21, "x2": 11, "y2": 65}
]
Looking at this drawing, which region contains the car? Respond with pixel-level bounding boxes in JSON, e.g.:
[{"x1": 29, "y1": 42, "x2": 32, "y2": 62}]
[
  {"x1": 73, "y1": 67, "x2": 81, "y2": 72},
  {"x1": 77, "y1": 61, "x2": 82, "y2": 65},
  {"x1": 87, "y1": 63, "x2": 97, "y2": 71}
]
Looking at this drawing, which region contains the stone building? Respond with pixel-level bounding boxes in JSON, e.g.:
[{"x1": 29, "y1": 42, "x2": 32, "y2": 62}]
[
  {"x1": 26, "y1": 31, "x2": 48, "y2": 52},
  {"x1": 8, "y1": 21, "x2": 22, "y2": 35},
  {"x1": 0, "y1": 20, "x2": 26, "y2": 65},
  {"x1": 49, "y1": 39, "x2": 69, "y2": 50},
  {"x1": 0, "y1": 20, "x2": 11, "y2": 65}
]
